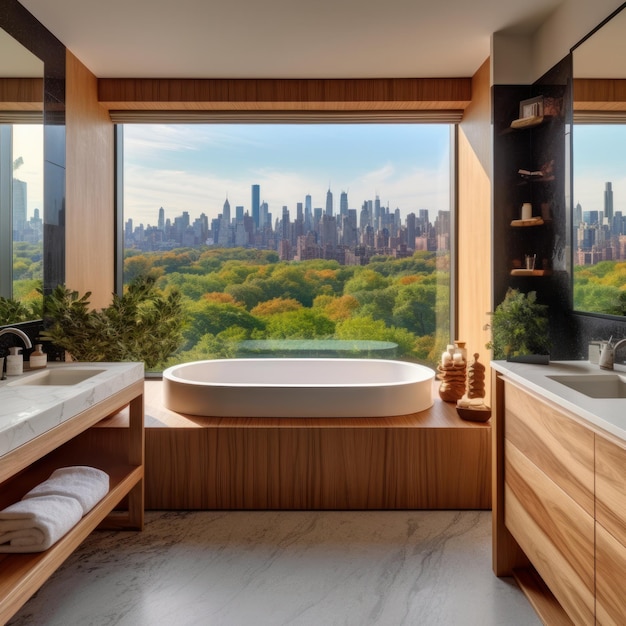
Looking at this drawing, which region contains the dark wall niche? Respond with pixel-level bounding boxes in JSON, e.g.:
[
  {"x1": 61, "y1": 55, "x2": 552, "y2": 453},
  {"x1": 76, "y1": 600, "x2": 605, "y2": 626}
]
[
  {"x1": 493, "y1": 53, "x2": 626, "y2": 360},
  {"x1": 492, "y1": 56, "x2": 576, "y2": 360}
]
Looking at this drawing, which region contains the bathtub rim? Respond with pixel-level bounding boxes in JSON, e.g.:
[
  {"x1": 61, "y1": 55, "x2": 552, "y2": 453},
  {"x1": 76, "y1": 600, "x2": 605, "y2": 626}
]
[{"x1": 162, "y1": 357, "x2": 436, "y2": 389}]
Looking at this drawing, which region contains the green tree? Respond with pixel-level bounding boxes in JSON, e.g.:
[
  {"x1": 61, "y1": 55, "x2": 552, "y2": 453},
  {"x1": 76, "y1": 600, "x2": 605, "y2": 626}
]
[
  {"x1": 183, "y1": 300, "x2": 264, "y2": 348},
  {"x1": 392, "y1": 280, "x2": 437, "y2": 335},
  {"x1": 263, "y1": 308, "x2": 335, "y2": 339}
]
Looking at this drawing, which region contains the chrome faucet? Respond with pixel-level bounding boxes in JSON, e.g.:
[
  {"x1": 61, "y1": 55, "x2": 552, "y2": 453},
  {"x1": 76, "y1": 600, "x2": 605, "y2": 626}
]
[
  {"x1": 0, "y1": 327, "x2": 33, "y2": 379},
  {"x1": 599, "y1": 337, "x2": 626, "y2": 371}
]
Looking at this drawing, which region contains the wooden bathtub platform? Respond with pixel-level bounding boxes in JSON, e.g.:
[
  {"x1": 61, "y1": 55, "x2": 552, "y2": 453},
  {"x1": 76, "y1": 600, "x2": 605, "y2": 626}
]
[{"x1": 96, "y1": 380, "x2": 491, "y2": 510}]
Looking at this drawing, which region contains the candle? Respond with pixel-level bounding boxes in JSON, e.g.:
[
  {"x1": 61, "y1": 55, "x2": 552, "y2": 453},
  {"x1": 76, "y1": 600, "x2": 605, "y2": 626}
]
[
  {"x1": 441, "y1": 351, "x2": 452, "y2": 366},
  {"x1": 453, "y1": 352, "x2": 463, "y2": 364}
]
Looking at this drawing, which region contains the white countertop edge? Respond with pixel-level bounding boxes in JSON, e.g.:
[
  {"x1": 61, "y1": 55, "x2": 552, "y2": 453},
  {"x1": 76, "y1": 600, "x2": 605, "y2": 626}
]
[
  {"x1": 492, "y1": 359, "x2": 626, "y2": 442},
  {"x1": 0, "y1": 362, "x2": 144, "y2": 457}
]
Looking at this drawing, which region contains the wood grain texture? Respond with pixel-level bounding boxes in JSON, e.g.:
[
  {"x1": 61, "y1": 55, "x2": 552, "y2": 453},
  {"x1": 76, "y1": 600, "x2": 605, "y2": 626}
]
[
  {"x1": 596, "y1": 434, "x2": 626, "y2": 547},
  {"x1": 573, "y1": 78, "x2": 626, "y2": 110},
  {"x1": 491, "y1": 372, "x2": 529, "y2": 576},
  {"x1": 505, "y1": 442, "x2": 594, "y2": 626},
  {"x1": 457, "y1": 58, "x2": 492, "y2": 401},
  {"x1": 65, "y1": 50, "x2": 115, "y2": 309},
  {"x1": 0, "y1": 381, "x2": 144, "y2": 625},
  {"x1": 97, "y1": 77, "x2": 472, "y2": 111},
  {"x1": 596, "y1": 522, "x2": 626, "y2": 626},
  {"x1": 102, "y1": 380, "x2": 491, "y2": 510},
  {"x1": 513, "y1": 567, "x2": 575, "y2": 626},
  {"x1": 504, "y1": 380, "x2": 594, "y2": 516},
  {"x1": 0, "y1": 77, "x2": 43, "y2": 110}
]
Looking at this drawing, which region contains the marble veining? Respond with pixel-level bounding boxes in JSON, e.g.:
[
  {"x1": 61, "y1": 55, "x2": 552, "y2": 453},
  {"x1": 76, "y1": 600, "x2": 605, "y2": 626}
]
[
  {"x1": 0, "y1": 362, "x2": 144, "y2": 456},
  {"x1": 8, "y1": 511, "x2": 539, "y2": 625}
]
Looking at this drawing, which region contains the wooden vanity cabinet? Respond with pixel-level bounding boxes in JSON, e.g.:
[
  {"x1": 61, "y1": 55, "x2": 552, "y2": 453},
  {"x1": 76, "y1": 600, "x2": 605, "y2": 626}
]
[
  {"x1": 494, "y1": 371, "x2": 626, "y2": 625},
  {"x1": 503, "y1": 380, "x2": 595, "y2": 625},
  {"x1": 0, "y1": 378, "x2": 144, "y2": 625}
]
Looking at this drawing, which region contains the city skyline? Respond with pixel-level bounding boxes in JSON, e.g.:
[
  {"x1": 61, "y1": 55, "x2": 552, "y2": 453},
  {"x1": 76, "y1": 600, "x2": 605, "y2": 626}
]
[
  {"x1": 123, "y1": 123, "x2": 452, "y2": 227},
  {"x1": 573, "y1": 124, "x2": 626, "y2": 213}
]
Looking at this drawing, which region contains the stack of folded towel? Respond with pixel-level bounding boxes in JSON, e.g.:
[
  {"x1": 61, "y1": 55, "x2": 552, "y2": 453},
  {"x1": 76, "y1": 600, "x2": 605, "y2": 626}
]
[{"x1": 0, "y1": 466, "x2": 109, "y2": 553}]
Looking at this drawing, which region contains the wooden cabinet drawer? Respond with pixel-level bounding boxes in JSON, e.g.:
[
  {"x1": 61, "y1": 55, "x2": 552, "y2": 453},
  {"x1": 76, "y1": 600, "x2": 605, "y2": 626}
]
[
  {"x1": 596, "y1": 523, "x2": 626, "y2": 626},
  {"x1": 596, "y1": 435, "x2": 626, "y2": 546},
  {"x1": 505, "y1": 440, "x2": 595, "y2": 625},
  {"x1": 504, "y1": 380, "x2": 594, "y2": 516}
]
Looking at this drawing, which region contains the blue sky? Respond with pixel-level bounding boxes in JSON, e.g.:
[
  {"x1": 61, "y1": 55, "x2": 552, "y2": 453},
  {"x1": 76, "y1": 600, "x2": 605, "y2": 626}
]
[
  {"x1": 573, "y1": 125, "x2": 626, "y2": 213},
  {"x1": 123, "y1": 124, "x2": 452, "y2": 227},
  {"x1": 13, "y1": 125, "x2": 44, "y2": 217}
]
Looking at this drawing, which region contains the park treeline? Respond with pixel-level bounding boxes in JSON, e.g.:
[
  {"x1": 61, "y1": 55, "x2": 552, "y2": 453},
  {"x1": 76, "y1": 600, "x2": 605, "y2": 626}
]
[
  {"x1": 124, "y1": 246, "x2": 451, "y2": 367},
  {"x1": 574, "y1": 261, "x2": 626, "y2": 316}
]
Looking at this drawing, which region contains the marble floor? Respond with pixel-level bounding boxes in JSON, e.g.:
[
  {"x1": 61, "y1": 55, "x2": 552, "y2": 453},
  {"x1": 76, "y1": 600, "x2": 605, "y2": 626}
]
[{"x1": 8, "y1": 510, "x2": 540, "y2": 626}]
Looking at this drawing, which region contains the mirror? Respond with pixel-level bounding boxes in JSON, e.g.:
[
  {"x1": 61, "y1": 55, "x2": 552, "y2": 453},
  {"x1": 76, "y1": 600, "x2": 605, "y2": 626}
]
[
  {"x1": 0, "y1": 27, "x2": 44, "y2": 319},
  {"x1": 572, "y1": 5, "x2": 626, "y2": 316},
  {"x1": 0, "y1": 3, "x2": 66, "y2": 325}
]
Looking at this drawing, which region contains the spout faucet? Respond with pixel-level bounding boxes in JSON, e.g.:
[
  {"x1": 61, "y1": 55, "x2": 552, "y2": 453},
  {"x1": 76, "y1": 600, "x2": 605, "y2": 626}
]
[
  {"x1": 599, "y1": 338, "x2": 626, "y2": 370},
  {"x1": 0, "y1": 327, "x2": 33, "y2": 379}
]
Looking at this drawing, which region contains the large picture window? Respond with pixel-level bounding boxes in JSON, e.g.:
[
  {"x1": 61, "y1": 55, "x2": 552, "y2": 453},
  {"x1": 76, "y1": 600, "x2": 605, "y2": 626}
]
[{"x1": 119, "y1": 123, "x2": 454, "y2": 370}]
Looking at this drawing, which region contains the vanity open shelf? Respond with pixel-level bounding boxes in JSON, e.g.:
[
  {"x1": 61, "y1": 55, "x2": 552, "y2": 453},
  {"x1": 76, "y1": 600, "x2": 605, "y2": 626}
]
[{"x1": 0, "y1": 375, "x2": 144, "y2": 625}]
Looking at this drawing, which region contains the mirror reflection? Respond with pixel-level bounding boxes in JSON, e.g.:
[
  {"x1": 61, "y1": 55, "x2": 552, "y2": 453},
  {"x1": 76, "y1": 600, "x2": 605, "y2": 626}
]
[
  {"x1": 0, "y1": 28, "x2": 44, "y2": 321},
  {"x1": 572, "y1": 6, "x2": 626, "y2": 316}
]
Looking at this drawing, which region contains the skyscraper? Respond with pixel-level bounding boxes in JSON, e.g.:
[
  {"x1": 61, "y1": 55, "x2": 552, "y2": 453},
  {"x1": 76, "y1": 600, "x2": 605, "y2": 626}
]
[
  {"x1": 158, "y1": 207, "x2": 165, "y2": 231},
  {"x1": 252, "y1": 184, "x2": 260, "y2": 230},
  {"x1": 604, "y1": 182, "x2": 614, "y2": 223},
  {"x1": 340, "y1": 191, "x2": 348, "y2": 217},
  {"x1": 325, "y1": 188, "x2": 333, "y2": 216}
]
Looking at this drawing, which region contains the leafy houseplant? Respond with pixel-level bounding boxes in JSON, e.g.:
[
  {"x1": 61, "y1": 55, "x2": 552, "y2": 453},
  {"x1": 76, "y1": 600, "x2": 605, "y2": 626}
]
[
  {"x1": 487, "y1": 288, "x2": 551, "y2": 362},
  {"x1": 0, "y1": 296, "x2": 40, "y2": 325},
  {"x1": 40, "y1": 275, "x2": 184, "y2": 370}
]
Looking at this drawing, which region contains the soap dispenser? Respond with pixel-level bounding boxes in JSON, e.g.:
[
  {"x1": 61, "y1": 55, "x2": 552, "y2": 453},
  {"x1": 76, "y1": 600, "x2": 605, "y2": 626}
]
[
  {"x1": 29, "y1": 344, "x2": 47, "y2": 369},
  {"x1": 6, "y1": 346, "x2": 23, "y2": 376}
]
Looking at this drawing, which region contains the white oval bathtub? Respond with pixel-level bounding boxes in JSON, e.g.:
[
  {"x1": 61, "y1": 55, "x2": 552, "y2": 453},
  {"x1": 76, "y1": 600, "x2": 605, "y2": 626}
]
[{"x1": 162, "y1": 358, "x2": 435, "y2": 418}]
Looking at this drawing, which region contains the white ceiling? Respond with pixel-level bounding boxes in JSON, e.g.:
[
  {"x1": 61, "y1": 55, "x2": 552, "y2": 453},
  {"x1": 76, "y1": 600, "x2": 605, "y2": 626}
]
[{"x1": 16, "y1": 0, "x2": 564, "y2": 79}]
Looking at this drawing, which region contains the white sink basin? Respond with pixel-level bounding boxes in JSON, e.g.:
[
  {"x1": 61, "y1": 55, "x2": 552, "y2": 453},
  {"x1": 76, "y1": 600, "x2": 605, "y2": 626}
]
[
  {"x1": 548, "y1": 374, "x2": 626, "y2": 399},
  {"x1": 8, "y1": 368, "x2": 105, "y2": 387}
]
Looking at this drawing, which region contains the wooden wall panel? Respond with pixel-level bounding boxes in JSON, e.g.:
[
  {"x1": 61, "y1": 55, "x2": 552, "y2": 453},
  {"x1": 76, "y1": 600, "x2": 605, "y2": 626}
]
[
  {"x1": 457, "y1": 59, "x2": 492, "y2": 401},
  {"x1": 573, "y1": 78, "x2": 626, "y2": 110},
  {"x1": 143, "y1": 423, "x2": 491, "y2": 510},
  {"x1": 65, "y1": 50, "x2": 115, "y2": 308},
  {"x1": 97, "y1": 77, "x2": 472, "y2": 111},
  {"x1": 0, "y1": 77, "x2": 43, "y2": 110}
]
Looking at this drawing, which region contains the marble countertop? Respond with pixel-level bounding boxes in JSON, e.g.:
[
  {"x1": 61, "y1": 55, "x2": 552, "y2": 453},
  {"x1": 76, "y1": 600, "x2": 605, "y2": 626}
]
[
  {"x1": 0, "y1": 362, "x2": 144, "y2": 457},
  {"x1": 492, "y1": 359, "x2": 626, "y2": 441}
]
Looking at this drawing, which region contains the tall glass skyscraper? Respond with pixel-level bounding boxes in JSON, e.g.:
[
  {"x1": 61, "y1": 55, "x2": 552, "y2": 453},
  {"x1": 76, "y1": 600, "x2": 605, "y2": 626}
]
[
  {"x1": 604, "y1": 181, "x2": 614, "y2": 222},
  {"x1": 252, "y1": 184, "x2": 260, "y2": 229}
]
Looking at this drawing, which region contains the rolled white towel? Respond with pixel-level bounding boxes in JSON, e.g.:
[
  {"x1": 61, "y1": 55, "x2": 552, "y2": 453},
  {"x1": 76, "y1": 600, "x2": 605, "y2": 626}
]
[
  {"x1": 23, "y1": 466, "x2": 109, "y2": 515},
  {"x1": 0, "y1": 495, "x2": 83, "y2": 553}
]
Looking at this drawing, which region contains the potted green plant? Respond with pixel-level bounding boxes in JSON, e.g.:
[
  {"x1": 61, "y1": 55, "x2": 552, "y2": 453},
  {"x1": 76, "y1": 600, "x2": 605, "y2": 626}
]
[
  {"x1": 40, "y1": 275, "x2": 185, "y2": 370},
  {"x1": 487, "y1": 288, "x2": 551, "y2": 363}
]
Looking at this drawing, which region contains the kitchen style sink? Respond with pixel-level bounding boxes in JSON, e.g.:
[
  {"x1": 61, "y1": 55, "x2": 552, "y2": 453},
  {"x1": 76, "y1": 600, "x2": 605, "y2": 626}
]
[
  {"x1": 8, "y1": 368, "x2": 105, "y2": 387},
  {"x1": 548, "y1": 374, "x2": 626, "y2": 399}
]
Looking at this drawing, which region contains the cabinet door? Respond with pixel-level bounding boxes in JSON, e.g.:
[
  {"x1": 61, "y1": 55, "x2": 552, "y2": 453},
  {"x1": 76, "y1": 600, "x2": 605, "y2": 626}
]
[
  {"x1": 596, "y1": 436, "x2": 626, "y2": 544},
  {"x1": 596, "y1": 435, "x2": 626, "y2": 624},
  {"x1": 504, "y1": 381, "x2": 594, "y2": 514},
  {"x1": 596, "y1": 524, "x2": 626, "y2": 626},
  {"x1": 504, "y1": 381, "x2": 595, "y2": 625}
]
